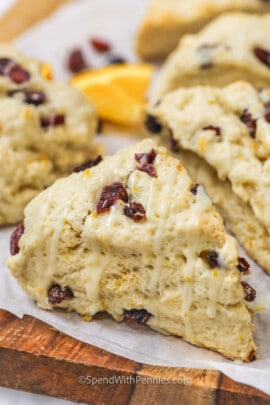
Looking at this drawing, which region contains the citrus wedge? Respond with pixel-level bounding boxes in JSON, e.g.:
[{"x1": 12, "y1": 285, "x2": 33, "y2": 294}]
[{"x1": 71, "y1": 63, "x2": 155, "y2": 125}]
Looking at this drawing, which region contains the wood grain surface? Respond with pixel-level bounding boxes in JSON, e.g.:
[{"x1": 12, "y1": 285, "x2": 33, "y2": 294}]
[
  {"x1": 0, "y1": 0, "x2": 73, "y2": 41},
  {"x1": 0, "y1": 309, "x2": 269, "y2": 405}
]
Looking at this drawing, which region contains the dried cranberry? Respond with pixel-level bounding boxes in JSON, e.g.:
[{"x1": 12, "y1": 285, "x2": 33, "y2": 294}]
[
  {"x1": 241, "y1": 281, "x2": 256, "y2": 302},
  {"x1": 108, "y1": 56, "x2": 126, "y2": 65},
  {"x1": 48, "y1": 285, "x2": 74, "y2": 304},
  {"x1": 190, "y1": 184, "x2": 199, "y2": 195},
  {"x1": 197, "y1": 44, "x2": 216, "y2": 69},
  {"x1": 248, "y1": 350, "x2": 256, "y2": 362},
  {"x1": 0, "y1": 58, "x2": 30, "y2": 83},
  {"x1": 24, "y1": 90, "x2": 47, "y2": 105},
  {"x1": 73, "y1": 155, "x2": 103, "y2": 173},
  {"x1": 8, "y1": 65, "x2": 30, "y2": 84},
  {"x1": 90, "y1": 38, "x2": 111, "y2": 53},
  {"x1": 240, "y1": 109, "x2": 257, "y2": 138},
  {"x1": 135, "y1": 149, "x2": 157, "y2": 178},
  {"x1": 253, "y1": 47, "x2": 270, "y2": 68},
  {"x1": 10, "y1": 223, "x2": 24, "y2": 255},
  {"x1": 124, "y1": 202, "x2": 146, "y2": 221},
  {"x1": 144, "y1": 114, "x2": 163, "y2": 134},
  {"x1": 123, "y1": 309, "x2": 152, "y2": 325},
  {"x1": 135, "y1": 150, "x2": 156, "y2": 165},
  {"x1": 202, "y1": 125, "x2": 221, "y2": 136},
  {"x1": 264, "y1": 102, "x2": 270, "y2": 122},
  {"x1": 8, "y1": 89, "x2": 47, "y2": 106},
  {"x1": 200, "y1": 251, "x2": 219, "y2": 268},
  {"x1": 40, "y1": 114, "x2": 65, "y2": 128},
  {"x1": 0, "y1": 58, "x2": 12, "y2": 74},
  {"x1": 237, "y1": 257, "x2": 250, "y2": 274},
  {"x1": 67, "y1": 49, "x2": 87, "y2": 73},
  {"x1": 96, "y1": 182, "x2": 128, "y2": 213},
  {"x1": 169, "y1": 130, "x2": 180, "y2": 152}
]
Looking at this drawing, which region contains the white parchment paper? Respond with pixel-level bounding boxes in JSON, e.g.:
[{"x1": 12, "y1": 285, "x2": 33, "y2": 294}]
[{"x1": 0, "y1": 0, "x2": 270, "y2": 396}]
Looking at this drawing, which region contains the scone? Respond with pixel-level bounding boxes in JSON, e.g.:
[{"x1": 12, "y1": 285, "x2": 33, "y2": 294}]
[
  {"x1": 7, "y1": 139, "x2": 257, "y2": 361},
  {"x1": 136, "y1": 0, "x2": 270, "y2": 60},
  {"x1": 146, "y1": 81, "x2": 270, "y2": 273},
  {"x1": 0, "y1": 45, "x2": 100, "y2": 225},
  {"x1": 151, "y1": 13, "x2": 270, "y2": 100}
]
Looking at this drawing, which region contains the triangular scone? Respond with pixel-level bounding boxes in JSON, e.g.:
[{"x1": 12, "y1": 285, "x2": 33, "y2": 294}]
[
  {"x1": 136, "y1": 1, "x2": 270, "y2": 60},
  {"x1": 152, "y1": 13, "x2": 270, "y2": 100},
  {"x1": 0, "y1": 44, "x2": 100, "y2": 225},
  {"x1": 7, "y1": 139, "x2": 257, "y2": 361},
  {"x1": 174, "y1": 149, "x2": 270, "y2": 277},
  {"x1": 147, "y1": 81, "x2": 270, "y2": 273}
]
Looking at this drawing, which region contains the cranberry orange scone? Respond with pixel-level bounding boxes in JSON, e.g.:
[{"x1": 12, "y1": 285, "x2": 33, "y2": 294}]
[
  {"x1": 0, "y1": 45, "x2": 100, "y2": 225},
  {"x1": 136, "y1": 0, "x2": 270, "y2": 60},
  {"x1": 151, "y1": 13, "x2": 270, "y2": 100},
  {"x1": 174, "y1": 149, "x2": 270, "y2": 276},
  {"x1": 147, "y1": 81, "x2": 270, "y2": 273},
  {"x1": 7, "y1": 139, "x2": 256, "y2": 361}
]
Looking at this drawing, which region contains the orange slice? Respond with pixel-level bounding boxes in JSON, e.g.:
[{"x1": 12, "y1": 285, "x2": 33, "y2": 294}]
[{"x1": 71, "y1": 63, "x2": 155, "y2": 125}]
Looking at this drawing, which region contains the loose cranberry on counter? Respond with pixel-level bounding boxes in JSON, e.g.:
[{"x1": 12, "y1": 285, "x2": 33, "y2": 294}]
[
  {"x1": 67, "y1": 49, "x2": 88, "y2": 73},
  {"x1": 240, "y1": 109, "x2": 257, "y2": 138},
  {"x1": 241, "y1": 281, "x2": 256, "y2": 302},
  {"x1": 123, "y1": 309, "x2": 152, "y2": 325},
  {"x1": 0, "y1": 57, "x2": 30, "y2": 84},
  {"x1": 40, "y1": 114, "x2": 65, "y2": 128},
  {"x1": 10, "y1": 223, "x2": 24, "y2": 255},
  {"x1": 73, "y1": 155, "x2": 103, "y2": 173},
  {"x1": 8, "y1": 89, "x2": 47, "y2": 106},
  {"x1": 90, "y1": 38, "x2": 111, "y2": 53},
  {"x1": 253, "y1": 47, "x2": 270, "y2": 68},
  {"x1": 48, "y1": 285, "x2": 74, "y2": 304},
  {"x1": 96, "y1": 182, "x2": 128, "y2": 213},
  {"x1": 124, "y1": 202, "x2": 146, "y2": 222}
]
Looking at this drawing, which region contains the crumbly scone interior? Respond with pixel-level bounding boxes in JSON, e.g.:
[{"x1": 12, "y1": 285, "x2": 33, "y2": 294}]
[{"x1": 7, "y1": 139, "x2": 256, "y2": 361}]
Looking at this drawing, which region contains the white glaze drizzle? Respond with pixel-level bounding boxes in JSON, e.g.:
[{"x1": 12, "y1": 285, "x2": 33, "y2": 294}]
[
  {"x1": 46, "y1": 207, "x2": 69, "y2": 278},
  {"x1": 148, "y1": 163, "x2": 178, "y2": 297},
  {"x1": 206, "y1": 270, "x2": 226, "y2": 318},
  {"x1": 83, "y1": 153, "x2": 122, "y2": 314},
  {"x1": 85, "y1": 206, "x2": 116, "y2": 313},
  {"x1": 180, "y1": 186, "x2": 212, "y2": 340}
]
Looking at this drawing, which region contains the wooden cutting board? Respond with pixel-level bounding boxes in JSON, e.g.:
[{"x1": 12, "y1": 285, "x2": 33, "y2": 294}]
[
  {"x1": 0, "y1": 309, "x2": 269, "y2": 405},
  {"x1": 0, "y1": 0, "x2": 73, "y2": 41}
]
